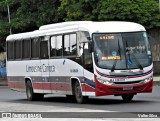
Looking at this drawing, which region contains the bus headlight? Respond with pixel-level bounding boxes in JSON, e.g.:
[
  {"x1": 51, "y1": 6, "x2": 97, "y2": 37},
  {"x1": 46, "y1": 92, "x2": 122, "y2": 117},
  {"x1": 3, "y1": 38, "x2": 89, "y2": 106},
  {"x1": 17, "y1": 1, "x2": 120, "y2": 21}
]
[
  {"x1": 144, "y1": 76, "x2": 153, "y2": 83},
  {"x1": 96, "y1": 77, "x2": 112, "y2": 85}
]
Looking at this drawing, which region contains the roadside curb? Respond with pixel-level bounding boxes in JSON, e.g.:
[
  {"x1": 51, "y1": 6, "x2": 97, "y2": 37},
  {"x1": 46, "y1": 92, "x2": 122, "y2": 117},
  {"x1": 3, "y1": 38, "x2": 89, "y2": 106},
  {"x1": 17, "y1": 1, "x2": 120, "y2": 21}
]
[
  {"x1": 0, "y1": 77, "x2": 7, "y2": 86},
  {"x1": 0, "y1": 82, "x2": 7, "y2": 86}
]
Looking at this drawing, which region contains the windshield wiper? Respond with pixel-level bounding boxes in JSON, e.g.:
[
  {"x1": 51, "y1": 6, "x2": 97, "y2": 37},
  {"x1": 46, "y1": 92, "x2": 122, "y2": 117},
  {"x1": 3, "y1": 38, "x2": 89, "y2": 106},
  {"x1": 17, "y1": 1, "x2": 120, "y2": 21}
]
[
  {"x1": 125, "y1": 40, "x2": 143, "y2": 70},
  {"x1": 111, "y1": 39, "x2": 121, "y2": 72}
]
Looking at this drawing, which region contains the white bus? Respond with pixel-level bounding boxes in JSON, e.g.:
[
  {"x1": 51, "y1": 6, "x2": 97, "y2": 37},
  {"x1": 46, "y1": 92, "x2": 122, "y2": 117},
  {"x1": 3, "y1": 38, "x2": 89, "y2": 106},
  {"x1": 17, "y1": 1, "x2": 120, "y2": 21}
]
[{"x1": 6, "y1": 21, "x2": 153, "y2": 103}]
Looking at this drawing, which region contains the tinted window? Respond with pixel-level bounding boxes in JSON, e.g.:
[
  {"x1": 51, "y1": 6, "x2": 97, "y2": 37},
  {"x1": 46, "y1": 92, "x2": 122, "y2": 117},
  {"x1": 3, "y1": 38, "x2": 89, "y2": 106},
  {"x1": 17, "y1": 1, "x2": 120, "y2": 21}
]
[
  {"x1": 7, "y1": 41, "x2": 14, "y2": 60},
  {"x1": 40, "y1": 39, "x2": 48, "y2": 59},
  {"x1": 15, "y1": 40, "x2": 22, "y2": 59},
  {"x1": 23, "y1": 39, "x2": 31, "y2": 59},
  {"x1": 31, "y1": 38, "x2": 40, "y2": 58}
]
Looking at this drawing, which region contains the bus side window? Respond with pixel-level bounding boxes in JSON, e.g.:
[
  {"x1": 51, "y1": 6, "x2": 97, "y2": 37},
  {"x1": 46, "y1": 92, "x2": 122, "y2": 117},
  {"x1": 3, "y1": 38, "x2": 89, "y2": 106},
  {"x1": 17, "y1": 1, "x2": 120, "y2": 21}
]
[
  {"x1": 7, "y1": 41, "x2": 14, "y2": 60},
  {"x1": 64, "y1": 33, "x2": 77, "y2": 56},
  {"x1": 70, "y1": 34, "x2": 77, "y2": 56},
  {"x1": 50, "y1": 35, "x2": 63, "y2": 57},
  {"x1": 50, "y1": 36, "x2": 56, "y2": 57},
  {"x1": 40, "y1": 40, "x2": 48, "y2": 59},
  {"x1": 31, "y1": 38, "x2": 40, "y2": 58},
  {"x1": 23, "y1": 39, "x2": 31, "y2": 59},
  {"x1": 64, "y1": 35, "x2": 70, "y2": 56},
  {"x1": 56, "y1": 35, "x2": 63, "y2": 56},
  {"x1": 15, "y1": 40, "x2": 22, "y2": 59}
]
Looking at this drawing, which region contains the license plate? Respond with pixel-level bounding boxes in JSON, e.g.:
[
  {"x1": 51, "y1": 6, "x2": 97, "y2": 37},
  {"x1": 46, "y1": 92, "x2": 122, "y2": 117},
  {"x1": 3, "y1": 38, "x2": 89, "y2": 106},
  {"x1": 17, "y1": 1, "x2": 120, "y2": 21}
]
[
  {"x1": 123, "y1": 86, "x2": 133, "y2": 90},
  {"x1": 111, "y1": 78, "x2": 127, "y2": 82}
]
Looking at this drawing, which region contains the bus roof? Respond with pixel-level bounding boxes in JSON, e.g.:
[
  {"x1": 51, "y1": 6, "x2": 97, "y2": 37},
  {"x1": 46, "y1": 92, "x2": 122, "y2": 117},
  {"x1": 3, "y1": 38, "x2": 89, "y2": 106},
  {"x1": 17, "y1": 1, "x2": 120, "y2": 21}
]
[
  {"x1": 39, "y1": 21, "x2": 145, "y2": 32},
  {"x1": 39, "y1": 21, "x2": 92, "y2": 30},
  {"x1": 6, "y1": 21, "x2": 146, "y2": 41}
]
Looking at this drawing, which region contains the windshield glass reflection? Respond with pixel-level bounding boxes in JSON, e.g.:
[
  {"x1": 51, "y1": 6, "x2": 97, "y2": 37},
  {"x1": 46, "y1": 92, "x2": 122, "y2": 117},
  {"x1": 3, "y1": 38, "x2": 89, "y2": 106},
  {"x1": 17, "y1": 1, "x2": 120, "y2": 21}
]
[{"x1": 93, "y1": 32, "x2": 152, "y2": 70}]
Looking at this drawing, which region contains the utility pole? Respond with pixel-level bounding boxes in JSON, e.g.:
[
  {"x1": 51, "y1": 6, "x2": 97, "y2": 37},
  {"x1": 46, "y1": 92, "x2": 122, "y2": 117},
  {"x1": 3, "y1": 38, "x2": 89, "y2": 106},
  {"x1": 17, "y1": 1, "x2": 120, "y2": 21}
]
[{"x1": 6, "y1": 0, "x2": 12, "y2": 34}]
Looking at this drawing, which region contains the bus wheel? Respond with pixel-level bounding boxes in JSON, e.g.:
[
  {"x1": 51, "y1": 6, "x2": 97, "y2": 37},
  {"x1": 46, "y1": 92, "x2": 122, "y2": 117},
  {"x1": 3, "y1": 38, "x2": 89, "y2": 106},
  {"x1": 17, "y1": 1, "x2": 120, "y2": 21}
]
[
  {"x1": 74, "y1": 81, "x2": 87, "y2": 104},
  {"x1": 121, "y1": 94, "x2": 134, "y2": 102},
  {"x1": 26, "y1": 80, "x2": 44, "y2": 101}
]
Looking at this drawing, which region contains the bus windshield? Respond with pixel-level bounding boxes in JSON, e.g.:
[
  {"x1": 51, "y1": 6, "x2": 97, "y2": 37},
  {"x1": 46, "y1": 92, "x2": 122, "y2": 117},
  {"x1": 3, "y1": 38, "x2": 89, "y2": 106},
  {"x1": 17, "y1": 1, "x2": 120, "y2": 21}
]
[{"x1": 93, "y1": 32, "x2": 152, "y2": 70}]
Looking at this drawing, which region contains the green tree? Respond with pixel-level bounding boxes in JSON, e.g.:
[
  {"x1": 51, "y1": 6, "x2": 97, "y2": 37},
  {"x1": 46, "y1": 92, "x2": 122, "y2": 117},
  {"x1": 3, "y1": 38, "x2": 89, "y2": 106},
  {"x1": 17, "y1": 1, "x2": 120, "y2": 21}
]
[
  {"x1": 59, "y1": 0, "x2": 160, "y2": 29},
  {"x1": 0, "y1": 0, "x2": 160, "y2": 53},
  {"x1": 0, "y1": 0, "x2": 61, "y2": 34},
  {"x1": 0, "y1": 0, "x2": 61, "y2": 52},
  {"x1": 59, "y1": 0, "x2": 97, "y2": 21},
  {"x1": 0, "y1": 0, "x2": 13, "y2": 51},
  {"x1": 10, "y1": 0, "x2": 61, "y2": 33},
  {"x1": 94, "y1": 0, "x2": 160, "y2": 29}
]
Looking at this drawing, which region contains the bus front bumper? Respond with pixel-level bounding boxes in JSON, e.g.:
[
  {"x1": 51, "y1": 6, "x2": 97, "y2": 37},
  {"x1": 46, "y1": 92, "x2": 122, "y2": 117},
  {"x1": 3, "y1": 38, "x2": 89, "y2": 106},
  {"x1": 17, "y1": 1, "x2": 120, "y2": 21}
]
[{"x1": 95, "y1": 79, "x2": 153, "y2": 96}]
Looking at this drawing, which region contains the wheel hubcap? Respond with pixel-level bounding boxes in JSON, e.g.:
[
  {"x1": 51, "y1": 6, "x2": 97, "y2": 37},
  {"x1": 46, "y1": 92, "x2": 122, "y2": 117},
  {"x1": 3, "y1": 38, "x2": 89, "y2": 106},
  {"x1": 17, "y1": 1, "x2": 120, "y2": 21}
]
[
  {"x1": 77, "y1": 86, "x2": 81, "y2": 98},
  {"x1": 75, "y1": 84, "x2": 82, "y2": 102},
  {"x1": 27, "y1": 87, "x2": 31, "y2": 98}
]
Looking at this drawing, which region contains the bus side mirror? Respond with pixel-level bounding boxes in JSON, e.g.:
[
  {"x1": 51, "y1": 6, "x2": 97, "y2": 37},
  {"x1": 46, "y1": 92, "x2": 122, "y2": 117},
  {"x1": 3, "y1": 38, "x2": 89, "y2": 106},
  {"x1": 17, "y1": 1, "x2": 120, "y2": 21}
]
[{"x1": 88, "y1": 41, "x2": 93, "y2": 53}]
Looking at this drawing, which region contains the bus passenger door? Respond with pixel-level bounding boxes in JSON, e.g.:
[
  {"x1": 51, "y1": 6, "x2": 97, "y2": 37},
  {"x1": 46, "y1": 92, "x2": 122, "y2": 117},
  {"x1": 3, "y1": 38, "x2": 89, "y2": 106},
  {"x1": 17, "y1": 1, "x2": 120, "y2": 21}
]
[
  {"x1": 83, "y1": 43, "x2": 95, "y2": 95},
  {"x1": 40, "y1": 38, "x2": 51, "y2": 93}
]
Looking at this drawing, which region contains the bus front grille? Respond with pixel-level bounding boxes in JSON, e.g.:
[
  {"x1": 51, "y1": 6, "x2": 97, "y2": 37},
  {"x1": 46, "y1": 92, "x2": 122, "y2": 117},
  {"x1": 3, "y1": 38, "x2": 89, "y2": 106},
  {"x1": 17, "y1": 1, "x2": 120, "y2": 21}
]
[{"x1": 113, "y1": 80, "x2": 143, "y2": 85}]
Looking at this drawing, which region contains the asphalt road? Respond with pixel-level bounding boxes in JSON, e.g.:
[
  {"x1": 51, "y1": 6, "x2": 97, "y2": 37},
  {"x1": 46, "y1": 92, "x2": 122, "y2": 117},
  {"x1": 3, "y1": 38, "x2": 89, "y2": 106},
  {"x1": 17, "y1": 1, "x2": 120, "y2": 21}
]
[{"x1": 0, "y1": 86, "x2": 160, "y2": 119}]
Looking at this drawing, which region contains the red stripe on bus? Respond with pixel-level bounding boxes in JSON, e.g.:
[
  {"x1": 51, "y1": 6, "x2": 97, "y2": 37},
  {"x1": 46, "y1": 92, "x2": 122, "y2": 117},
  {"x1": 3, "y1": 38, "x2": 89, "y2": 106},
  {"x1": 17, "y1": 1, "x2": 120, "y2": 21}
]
[
  {"x1": 8, "y1": 81, "x2": 25, "y2": 89},
  {"x1": 8, "y1": 81, "x2": 95, "y2": 92},
  {"x1": 32, "y1": 82, "x2": 67, "y2": 91}
]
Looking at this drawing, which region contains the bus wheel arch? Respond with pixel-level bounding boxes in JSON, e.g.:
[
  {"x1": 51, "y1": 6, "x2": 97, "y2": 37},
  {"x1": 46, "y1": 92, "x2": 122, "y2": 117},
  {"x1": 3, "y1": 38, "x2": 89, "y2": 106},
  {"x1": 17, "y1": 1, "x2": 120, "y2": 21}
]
[
  {"x1": 25, "y1": 77, "x2": 33, "y2": 87},
  {"x1": 71, "y1": 78, "x2": 88, "y2": 104},
  {"x1": 71, "y1": 78, "x2": 81, "y2": 95},
  {"x1": 25, "y1": 78, "x2": 44, "y2": 101}
]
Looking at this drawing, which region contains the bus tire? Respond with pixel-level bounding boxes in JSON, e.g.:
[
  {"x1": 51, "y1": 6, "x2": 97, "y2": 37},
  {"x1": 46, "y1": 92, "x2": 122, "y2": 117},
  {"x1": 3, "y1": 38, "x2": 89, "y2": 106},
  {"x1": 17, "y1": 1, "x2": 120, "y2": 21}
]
[
  {"x1": 26, "y1": 80, "x2": 44, "y2": 101},
  {"x1": 121, "y1": 94, "x2": 134, "y2": 102},
  {"x1": 74, "y1": 81, "x2": 87, "y2": 104}
]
